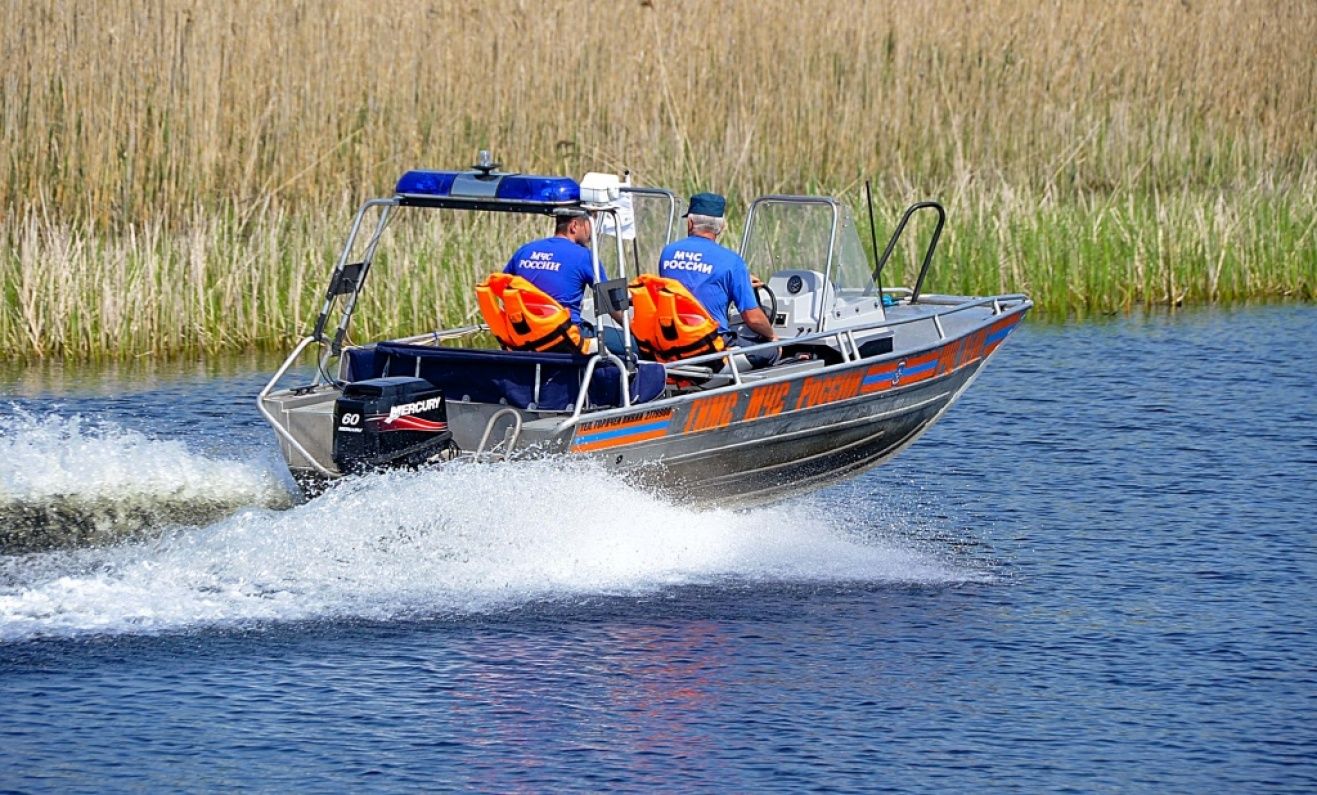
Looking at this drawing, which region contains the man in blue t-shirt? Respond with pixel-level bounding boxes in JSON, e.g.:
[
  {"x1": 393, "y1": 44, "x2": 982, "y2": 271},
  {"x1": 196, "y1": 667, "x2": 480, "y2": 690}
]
[
  {"x1": 657, "y1": 192, "x2": 779, "y2": 367},
  {"x1": 503, "y1": 211, "x2": 603, "y2": 325}
]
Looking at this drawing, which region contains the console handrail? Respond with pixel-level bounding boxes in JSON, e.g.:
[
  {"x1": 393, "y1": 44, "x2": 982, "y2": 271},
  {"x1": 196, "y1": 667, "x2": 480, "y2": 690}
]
[{"x1": 871, "y1": 201, "x2": 947, "y2": 304}]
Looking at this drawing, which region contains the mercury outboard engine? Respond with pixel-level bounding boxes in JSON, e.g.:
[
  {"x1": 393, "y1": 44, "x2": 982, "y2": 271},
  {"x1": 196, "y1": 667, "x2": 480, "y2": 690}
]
[{"x1": 332, "y1": 376, "x2": 455, "y2": 474}]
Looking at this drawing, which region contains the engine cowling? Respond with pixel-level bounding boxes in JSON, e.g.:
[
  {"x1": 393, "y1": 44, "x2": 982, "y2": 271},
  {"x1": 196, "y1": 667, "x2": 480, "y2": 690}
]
[{"x1": 332, "y1": 376, "x2": 454, "y2": 474}]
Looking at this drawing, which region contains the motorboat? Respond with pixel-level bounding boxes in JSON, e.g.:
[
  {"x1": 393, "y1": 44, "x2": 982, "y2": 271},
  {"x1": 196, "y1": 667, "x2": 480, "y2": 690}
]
[{"x1": 259, "y1": 154, "x2": 1031, "y2": 504}]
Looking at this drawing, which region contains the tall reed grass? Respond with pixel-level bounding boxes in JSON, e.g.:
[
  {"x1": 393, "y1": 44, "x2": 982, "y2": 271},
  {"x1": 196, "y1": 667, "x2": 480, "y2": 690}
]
[
  {"x1": 2, "y1": 0, "x2": 1314, "y2": 358},
  {"x1": 4, "y1": 187, "x2": 1310, "y2": 360}
]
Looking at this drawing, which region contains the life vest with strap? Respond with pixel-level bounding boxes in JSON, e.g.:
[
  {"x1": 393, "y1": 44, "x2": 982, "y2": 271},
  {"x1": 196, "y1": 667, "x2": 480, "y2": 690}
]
[
  {"x1": 476, "y1": 273, "x2": 591, "y2": 355},
  {"x1": 628, "y1": 274, "x2": 726, "y2": 362}
]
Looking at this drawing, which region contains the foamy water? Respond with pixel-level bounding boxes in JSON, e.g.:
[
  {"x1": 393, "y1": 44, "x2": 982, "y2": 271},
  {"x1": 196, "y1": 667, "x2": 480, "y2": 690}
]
[
  {"x1": 0, "y1": 459, "x2": 980, "y2": 641},
  {"x1": 0, "y1": 410, "x2": 290, "y2": 552}
]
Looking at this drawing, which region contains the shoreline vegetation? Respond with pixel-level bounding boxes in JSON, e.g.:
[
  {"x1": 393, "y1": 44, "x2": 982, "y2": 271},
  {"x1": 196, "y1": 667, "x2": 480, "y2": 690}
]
[{"x1": 2, "y1": 1, "x2": 1313, "y2": 360}]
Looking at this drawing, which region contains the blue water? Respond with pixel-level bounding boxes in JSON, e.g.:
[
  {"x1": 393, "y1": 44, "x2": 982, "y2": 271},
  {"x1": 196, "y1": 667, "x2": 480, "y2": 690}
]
[{"x1": 1, "y1": 306, "x2": 1314, "y2": 792}]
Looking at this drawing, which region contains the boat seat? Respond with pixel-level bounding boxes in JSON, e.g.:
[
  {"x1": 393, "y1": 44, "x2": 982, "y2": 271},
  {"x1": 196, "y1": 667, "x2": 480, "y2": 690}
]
[
  {"x1": 663, "y1": 350, "x2": 828, "y2": 392},
  {"x1": 344, "y1": 342, "x2": 665, "y2": 411},
  {"x1": 664, "y1": 364, "x2": 735, "y2": 392}
]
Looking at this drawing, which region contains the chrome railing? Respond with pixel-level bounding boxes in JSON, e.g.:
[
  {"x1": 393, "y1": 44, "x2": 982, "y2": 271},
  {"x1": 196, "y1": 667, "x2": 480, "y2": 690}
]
[
  {"x1": 256, "y1": 335, "x2": 339, "y2": 478},
  {"x1": 550, "y1": 291, "x2": 1032, "y2": 432},
  {"x1": 660, "y1": 292, "x2": 1030, "y2": 373},
  {"x1": 475, "y1": 408, "x2": 525, "y2": 462}
]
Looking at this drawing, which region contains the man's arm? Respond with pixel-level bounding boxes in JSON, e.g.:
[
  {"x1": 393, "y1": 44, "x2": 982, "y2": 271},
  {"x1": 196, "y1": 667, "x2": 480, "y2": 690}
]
[
  {"x1": 741, "y1": 307, "x2": 778, "y2": 341},
  {"x1": 730, "y1": 266, "x2": 778, "y2": 342}
]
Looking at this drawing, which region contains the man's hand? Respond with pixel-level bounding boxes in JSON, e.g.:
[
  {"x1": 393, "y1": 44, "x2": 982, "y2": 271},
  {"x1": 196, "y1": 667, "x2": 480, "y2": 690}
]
[{"x1": 747, "y1": 276, "x2": 777, "y2": 339}]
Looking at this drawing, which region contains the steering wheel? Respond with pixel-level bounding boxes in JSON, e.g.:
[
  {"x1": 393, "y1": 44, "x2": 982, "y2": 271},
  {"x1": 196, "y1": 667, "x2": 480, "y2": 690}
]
[
  {"x1": 755, "y1": 282, "x2": 779, "y2": 324},
  {"x1": 727, "y1": 282, "x2": 779, "y2": 332}
]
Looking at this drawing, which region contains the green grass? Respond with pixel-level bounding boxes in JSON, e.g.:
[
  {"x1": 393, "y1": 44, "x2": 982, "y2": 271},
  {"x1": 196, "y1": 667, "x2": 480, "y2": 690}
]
[
  {"x1": 3, "y1": 185, "x2": 1311, "y2": 360},
  {"x1": 918, "y1": 188, "x2": 1316, "y2": 317}
]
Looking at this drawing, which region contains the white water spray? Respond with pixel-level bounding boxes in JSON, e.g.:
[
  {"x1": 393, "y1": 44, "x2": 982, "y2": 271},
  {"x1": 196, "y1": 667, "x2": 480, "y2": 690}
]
[
  {"x1": 0, "y1": 411, "x2": 290, "y2": 551},
  {"x1": 0, "y1": 459, "x2": 985, "y2": 641}
]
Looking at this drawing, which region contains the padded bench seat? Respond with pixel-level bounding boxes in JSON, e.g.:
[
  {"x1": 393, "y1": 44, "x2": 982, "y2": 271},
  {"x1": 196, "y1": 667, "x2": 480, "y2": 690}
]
[{"x1": 344, "y1": 342, "x2": 665, "y2": 411}]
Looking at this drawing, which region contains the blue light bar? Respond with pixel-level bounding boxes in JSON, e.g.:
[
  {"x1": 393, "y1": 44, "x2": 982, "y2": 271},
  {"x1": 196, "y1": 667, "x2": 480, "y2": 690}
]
[
  {"x1": 395, "y1": 170, "x2": 580, "y2": 204},
  {"x1": 395, "y1": 170, "x2": 456, "y2": 196},
  {"x1": 495, "y1": 176, "x2": 579, "y2": 203}
]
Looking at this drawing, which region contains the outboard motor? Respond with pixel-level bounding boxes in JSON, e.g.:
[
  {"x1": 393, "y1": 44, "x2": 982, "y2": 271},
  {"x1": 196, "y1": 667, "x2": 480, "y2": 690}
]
[{"x1": 332, "y1": 376, "x2": 454, "y2": 473}]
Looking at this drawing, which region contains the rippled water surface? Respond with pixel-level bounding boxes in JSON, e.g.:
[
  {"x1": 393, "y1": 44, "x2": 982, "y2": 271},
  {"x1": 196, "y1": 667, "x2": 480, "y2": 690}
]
[{"x1": 2, "y1": 306, "x2": 1314, "y2": 792}]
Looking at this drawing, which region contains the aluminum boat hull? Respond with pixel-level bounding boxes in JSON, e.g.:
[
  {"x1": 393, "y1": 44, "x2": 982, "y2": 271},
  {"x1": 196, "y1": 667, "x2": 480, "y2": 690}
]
[{"x1": 546, "y1": 309, "x2": 1019, "y2": 505}]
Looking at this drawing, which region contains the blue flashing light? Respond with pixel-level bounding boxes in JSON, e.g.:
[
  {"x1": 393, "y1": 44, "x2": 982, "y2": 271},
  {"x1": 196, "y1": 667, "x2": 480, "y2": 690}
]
[
  {"x1": 395, "y1": 170, "x2": 580, "y2": 204},
  {"x1": 495, "y1": 176, "x2": 580, "y2": 203},
  {"x1": 395, "y1": 170, "x2": 457, "y2": 196}
]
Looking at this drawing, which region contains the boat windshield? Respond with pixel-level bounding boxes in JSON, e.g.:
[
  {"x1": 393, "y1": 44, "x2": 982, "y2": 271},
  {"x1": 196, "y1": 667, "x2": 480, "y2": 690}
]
[
  {"x1": 596, "y1": 189, "x2": 681, "y2": 279},
  {"x1": 739, "y1": 199, "x2": 875, "y2": 297}
]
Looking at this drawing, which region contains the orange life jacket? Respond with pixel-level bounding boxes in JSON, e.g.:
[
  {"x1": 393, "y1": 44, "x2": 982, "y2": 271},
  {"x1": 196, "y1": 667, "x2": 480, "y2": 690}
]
[
  {"x1": 476, "y1": 273, "x2": 591, "y2": 355},
  {"x1": 628, "y1": 274, "x2": 726, "y2": 362}
]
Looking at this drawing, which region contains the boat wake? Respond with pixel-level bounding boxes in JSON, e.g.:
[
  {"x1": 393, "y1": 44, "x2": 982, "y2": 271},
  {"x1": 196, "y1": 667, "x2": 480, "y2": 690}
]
[
  {"x1": 0, "y1": 412, "x2": 291, "y2": 553},
  {"x1": 0, "y1": 457, "x2": 989, "y2": 641}
]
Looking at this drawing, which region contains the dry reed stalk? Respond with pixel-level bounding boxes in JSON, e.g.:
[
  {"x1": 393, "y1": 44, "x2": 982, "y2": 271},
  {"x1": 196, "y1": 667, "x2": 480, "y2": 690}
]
[{"x1": 3, "y1": 0, "x2": 1314, "y2": 224}]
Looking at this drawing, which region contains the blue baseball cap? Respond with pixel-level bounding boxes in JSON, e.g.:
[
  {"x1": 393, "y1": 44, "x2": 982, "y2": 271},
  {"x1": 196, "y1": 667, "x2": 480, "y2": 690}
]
[{"x1": 684, "y1": 192, "x2": 726, "y2": 218}]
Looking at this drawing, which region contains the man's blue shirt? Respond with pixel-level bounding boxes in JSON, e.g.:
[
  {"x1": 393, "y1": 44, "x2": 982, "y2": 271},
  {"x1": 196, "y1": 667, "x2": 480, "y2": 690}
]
[
  {"x1": 657, "y1": 235, "x2": 758, "y2": 333},
  {"x1": 503, "y1": 236, "x2": 603, "y2": 324}
]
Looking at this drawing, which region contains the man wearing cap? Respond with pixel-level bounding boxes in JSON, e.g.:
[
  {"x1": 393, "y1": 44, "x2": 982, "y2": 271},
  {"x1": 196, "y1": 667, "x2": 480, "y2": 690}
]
[
  {"x1": 503, "y1": 211, "x2": 602, "y2": 327},
  {"x1": 503, "y1": 211, "x2": 630, "y2": 353},
  {"x1": 657, "y1": 192, "x2": 779, "y2": 367}
]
